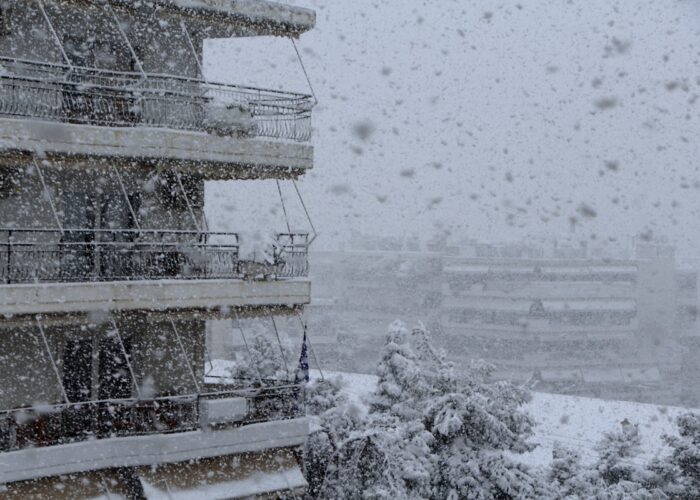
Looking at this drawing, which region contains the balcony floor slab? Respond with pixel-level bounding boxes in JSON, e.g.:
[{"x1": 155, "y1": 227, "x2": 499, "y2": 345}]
[
  {"x1": 0, "y1": 278, "x2": 311, "y2": 315},
  {"x1": 0, "y1": 118, "x2": 313, "y2": 179},
  {"x1": 0, "y1": 417, "x2": 307, "y2": 485}
]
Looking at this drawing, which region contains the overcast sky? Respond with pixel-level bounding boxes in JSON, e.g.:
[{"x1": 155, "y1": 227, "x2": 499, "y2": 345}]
[{"x1": 205, "y1": 0, "x2": 700, "y2": 256}]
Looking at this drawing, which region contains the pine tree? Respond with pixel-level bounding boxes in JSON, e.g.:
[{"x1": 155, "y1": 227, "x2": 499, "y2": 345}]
[
  {"x1": 595, "y1": 420, "x2": 644, "y2": 486},
  {"x1": 661, "y1": 412, "x2": 700, "y2": 497},
  {"x1": 306, "y1": 320, "x2": 550, "y2": 499},
  {"x1": 549, "y1": 442, "x2": 600, "y2": 498},
  {"x1": 370, "y1": 320, "x2": 431, "y2": 420}
]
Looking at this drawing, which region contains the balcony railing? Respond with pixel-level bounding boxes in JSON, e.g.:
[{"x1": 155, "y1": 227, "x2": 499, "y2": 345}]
[
  {"x1": 0, "y1": 229, "x2": 309, "y2": 284},
  {"x1": 0, "y1": 57, "x2": 313, "y2": 142},
  {"x1": 0, "y1": 384, "x2": 303, "y2": 453}
]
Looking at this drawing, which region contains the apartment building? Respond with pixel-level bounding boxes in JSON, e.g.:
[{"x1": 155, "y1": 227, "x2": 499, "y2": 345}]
[
  {"x1": 0, "y1": 0, "x2": 315, "y2": 497},
  {"x1": 442, "y1": 241, "x2": 685, "y2": 403}
]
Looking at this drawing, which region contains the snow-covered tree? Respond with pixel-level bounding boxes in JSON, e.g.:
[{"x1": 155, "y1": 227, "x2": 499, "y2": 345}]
[
  {"x1": 230, "y1": 334, "x2": 287, "y2": 382},
  {"x1": 306, "y1": 320, "x2": 550, "y2": 498},
  {"x1": 595, "y1": 420, "x2": 644, "y2": 486},
  {"x1": 370, "y1": 320, "x2": 432, "y2": 420},
  {"x1": 304, "y1": 376, "x2": 368, "y2": 498},
  {"x1": 658, "y1": 412, "x2": 700, "y2": 497},
  {"x1": 549, "y1": 442, "x2": 601, "y2": 498}
]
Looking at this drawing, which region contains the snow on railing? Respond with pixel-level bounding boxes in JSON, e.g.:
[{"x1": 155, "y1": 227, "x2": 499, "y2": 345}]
[
  {"x1": 0, "y1": 57, "x2": 313, "y2": 142},
  {"x1": 0, "y1": 384, "x2": 303, "y2": 452},
  {"x1": 0, "y1": 229, "x2": 309, "y2": 283}
]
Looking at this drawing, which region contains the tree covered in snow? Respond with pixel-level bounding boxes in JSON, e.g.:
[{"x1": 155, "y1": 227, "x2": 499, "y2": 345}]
[
  {"x1": 370, "y1": 320, "x2": 432, "y2": 420},
  {"x1": 548, "y1": 421, "x2": 668, "y2": 499},
  {"x1": 594, "y1": 420, "x2": 644, "y2": 486},
  {"x1": 549, "y1": 442, "x2": 601, "y2": 498},
  {"x1": 303, "y1": 376, "x2": 369, "y2": 497},
  {"x1": 230, "y1": 333, "x2": 288, "y2": 382},
  {"x1": 642, "y1": 412, "x2": 700, "y2": 498},
  {"x1": 306, "y1": 320, "x2": 549, "y2": 499}
]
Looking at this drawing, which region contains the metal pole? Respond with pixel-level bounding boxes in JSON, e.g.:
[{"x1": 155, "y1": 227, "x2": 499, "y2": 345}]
[
  {"x1": 5, "y1": 230, "x2": 11, "y2": 284},
  {"x1": 291, "y1": 38, "x2": 317, "y2": 106},
  {"x1": 36, "y1": 316, "x2": 70, "y2": 403},
  {"x1": 109, "y1": 317, "x2": 142, "y2": 399},
  {"x1": 276, "y1": 180, "x2": 292, "y2": 235},
  {"x1": 181, "y1": 22, "x2": 207, "y2": 82},
  {"x1": 202, "y1": 335, "x2": 215, "y2": 376},
  {"x1": 269, "y1": 313, "x2": 291, "y2": 380},
  {"x1": 176, "y1": 173, "x2": 201, "y2": 233},
  {"x1": 33, "y1": 159, "x2": 63, "y2": 234},
  {"x1": 111, "y1": 166, "x2": 141, "y2": 233},
  {"x1": 233, "y1": 310, "x2": 264, "y2": 386},
  {"x1": 105, "y1": 3, "x2": 147, "y2": 79},
  {"x1": 168, "y1": 318, "x2": 201, "y2": 393},
  {"x1": 292, "y1": 180, "x2": 318, "y2": 245},
  {"x1": 35, "y1": 0, "x2": 73, "y2": 69},
  {"x1": 296, "y1": 311, "x2": 324, "y2": 380}
]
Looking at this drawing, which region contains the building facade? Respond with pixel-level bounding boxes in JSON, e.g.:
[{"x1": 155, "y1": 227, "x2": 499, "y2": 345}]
[
  {"x1": 0, "y1": 0, "x2": 315, "y2": 497},
  {"x1": 310, "y1": 240, "x2": 697, "y2": 406}
]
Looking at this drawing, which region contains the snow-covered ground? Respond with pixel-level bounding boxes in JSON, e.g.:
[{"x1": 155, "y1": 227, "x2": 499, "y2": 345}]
[{"x1": 312, "y1": 370, "x2": 690, "y2": 469}]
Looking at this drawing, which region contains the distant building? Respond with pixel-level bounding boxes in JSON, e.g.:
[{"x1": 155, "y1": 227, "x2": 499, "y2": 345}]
[
  {"x1": 311, "y1": 249, "x2": 444, "y2": 372},
  {"x1": 0, "y1": 0, "x2": 315, "y2": 496},
  {"x1": 312, "y1": 239, "x2": 694, "y2": 405},
  {"x1": 442, "y1": 240, "x2": 684, "y2": 403}
]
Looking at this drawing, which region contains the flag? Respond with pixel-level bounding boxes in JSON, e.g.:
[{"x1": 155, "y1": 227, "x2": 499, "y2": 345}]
[{"x1": 295, "y1": 330, "x2": 310, "y2": 384}]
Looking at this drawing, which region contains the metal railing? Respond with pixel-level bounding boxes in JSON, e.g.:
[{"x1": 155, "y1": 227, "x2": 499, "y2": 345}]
[
  {"x1": 0, "y1": 384, "x2": 304, "y2": 452},
  {"x1": 0, "y1": 229, "x2": 309, "y2": 283},
  {"x1": 0, "y1": 57, "x2": 313, "y2": 142}
]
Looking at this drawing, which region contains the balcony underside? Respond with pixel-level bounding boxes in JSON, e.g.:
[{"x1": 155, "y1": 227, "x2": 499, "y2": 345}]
[
  {"x1": 0, "y1": 278, "x2": 310, "y2": 315},
  {"x1": 0, "y1": 416, "x2": 307, "y2": 485},
  {"x1": 0, "y1": 118, "x2": 313, "y2": 180}
]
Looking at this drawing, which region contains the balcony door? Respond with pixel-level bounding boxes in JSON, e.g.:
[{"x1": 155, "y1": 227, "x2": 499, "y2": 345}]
[
  {"x1": 61, "y1": 191, "x2": 96, "y2": 281},
  {"x1": 98, "y1": 192, "x2": 140, "y2": 280},
  {"x1": 62, "y1": 189, "x2": 139, "y2": 281}
]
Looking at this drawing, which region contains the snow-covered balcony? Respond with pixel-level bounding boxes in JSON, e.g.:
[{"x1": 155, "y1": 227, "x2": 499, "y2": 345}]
[
  {"x1": 0, "y1": 58, "x2": 314, "y2": 177},
  {"x1": 0, "y1": 230, "x2": 311, "y2": 315},
  {"x1": 0, "y1": 383, "x2": 307, "y2": 485}
]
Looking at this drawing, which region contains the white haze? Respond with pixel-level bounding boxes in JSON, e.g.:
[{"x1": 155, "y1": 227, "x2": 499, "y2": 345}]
[{"x1": 205, "y1": 0, "x2": 700, "y2": 255}]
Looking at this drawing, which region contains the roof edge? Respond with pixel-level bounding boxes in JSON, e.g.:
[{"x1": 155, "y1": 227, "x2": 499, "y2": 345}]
[{"x1": 147, "y1": 0, "x2": 316, "y2": 36}]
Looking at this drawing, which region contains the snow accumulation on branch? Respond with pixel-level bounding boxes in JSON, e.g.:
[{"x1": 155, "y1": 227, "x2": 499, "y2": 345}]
[{"x1": 301, "y1": 321, "x2": 700, "y2": 499}]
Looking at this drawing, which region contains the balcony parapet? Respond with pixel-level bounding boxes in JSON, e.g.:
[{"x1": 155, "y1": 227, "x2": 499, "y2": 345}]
[
  {"x1": 0, "y1": 382, "x2": 303, "y2": 455},
  {"x1": 0, "y1": 229, "x2": 309, "y2": 284},
  {"x1": 0, "y1": 58, "x2": 313, "y2": 143}
]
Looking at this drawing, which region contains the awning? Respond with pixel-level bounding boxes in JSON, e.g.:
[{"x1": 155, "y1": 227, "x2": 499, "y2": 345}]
[{"x1": 138, "y1": 449, "x2": 307, "y2": 499}]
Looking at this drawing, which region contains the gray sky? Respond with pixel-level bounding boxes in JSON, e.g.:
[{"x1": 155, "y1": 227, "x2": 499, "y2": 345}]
[{"x1": 206, "y1": 0, "x2": 700, "y2": 256}]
